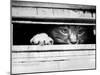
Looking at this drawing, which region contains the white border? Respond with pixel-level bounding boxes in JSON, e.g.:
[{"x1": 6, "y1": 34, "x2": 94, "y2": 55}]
[{"x1": 0, "y1": 0, "x2": 99, "y2": 75}]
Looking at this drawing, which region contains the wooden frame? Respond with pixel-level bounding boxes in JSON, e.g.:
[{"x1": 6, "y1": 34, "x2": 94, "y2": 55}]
[{"x1": 11, "y1": 0, "x2": 96, "y2": 74}]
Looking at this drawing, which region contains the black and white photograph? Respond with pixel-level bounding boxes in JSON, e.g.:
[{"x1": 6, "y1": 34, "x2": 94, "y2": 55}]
[{"x1": 11, "y1": 0, "x2": 96, "y2": 74}]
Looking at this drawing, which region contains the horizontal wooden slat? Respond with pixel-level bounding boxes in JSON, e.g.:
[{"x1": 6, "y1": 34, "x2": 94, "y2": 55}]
[
  {"x1": 12, "y1": 20, "x2": 96, "y2": 25},
  {"x1": 12, "y1": 45, "x2": 96, "y2": 74},
  {"x1": 12, "y1": 44, "x2": 96, "y2": 51},
  {"x1": 12, "y1": 1, "x2": 96, "y2": 10},
  {"x1": 12, "y1": 7, "x2": 96, "y2": 19},
  {"x1": 12, "y1": 7, "x2": 37, "y2": 17},
  {"x1": 12, "y1": 50, "x2": 95, "y2": 63},
  {"x1": 12, "y1": 50, "x2": 95, "y2": 58},
  {"x1": 12, "y1": 55, "x2": 95, "y2": 63},
  {"x1": 12, "y1": 52, "x2": 95, "y2": 74}
]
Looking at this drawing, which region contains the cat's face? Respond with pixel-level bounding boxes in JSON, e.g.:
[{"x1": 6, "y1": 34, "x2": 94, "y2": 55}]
[{"x1": 50, "y1": 26, "x2": 87, "y2": 44}]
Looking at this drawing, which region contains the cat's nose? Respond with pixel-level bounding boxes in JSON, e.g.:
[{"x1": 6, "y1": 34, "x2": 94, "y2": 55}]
[{"x1": 70, "y1": 41, "x2": 77, "y2": 44}]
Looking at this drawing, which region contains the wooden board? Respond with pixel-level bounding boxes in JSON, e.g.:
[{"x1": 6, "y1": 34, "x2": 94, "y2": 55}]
[
  {"x1": 12, "y1": 50, "x2": 95, "y2": 74},
  {"x1": 12, "y1": 45, "x2": 96, "y2": 74},
  {"x1": 12, "y1": 7, "x2": 96, "y2": 19}
]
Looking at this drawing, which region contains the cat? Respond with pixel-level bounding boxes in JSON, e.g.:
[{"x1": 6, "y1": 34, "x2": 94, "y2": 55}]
[
  {"x1": 49, "y1": 25, "x2": 88, "y2": 44},
  {"x1": 30, "y1": 25, "x2": 89, "y2": 45}
]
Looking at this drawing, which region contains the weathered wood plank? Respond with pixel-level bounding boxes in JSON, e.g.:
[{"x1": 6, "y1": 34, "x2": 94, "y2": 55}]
[
  {"x1": 12, "y1": 44, "x2": 95, "y2": 51},
  {"x1": 12, "y1": 1, "x2": 96, "y2": 10},
  {"x1": 12, "y1": 50, "x2": 95, "y2": 74},
  {"x1": 12, "y1": 7, "x2": 96, "y2": 19},
  {"x1": 12, "y1": 7, "x2": 37, "y2": 17}
]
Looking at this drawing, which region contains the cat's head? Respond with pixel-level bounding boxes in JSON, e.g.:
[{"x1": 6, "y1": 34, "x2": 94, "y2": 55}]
[
  {"x1": 68, "y1": 26, "x2": 86, "y2": 44},
  {"x1": 51, "y1": 25, "x2": 87, "y2": 44}
]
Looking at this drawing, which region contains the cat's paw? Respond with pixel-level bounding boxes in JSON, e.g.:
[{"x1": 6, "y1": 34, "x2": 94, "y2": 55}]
[{"x1": 30, "y1": 33, "x2": 54, "y2": 46}]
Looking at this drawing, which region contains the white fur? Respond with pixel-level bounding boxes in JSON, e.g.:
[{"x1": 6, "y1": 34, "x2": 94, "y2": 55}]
[{"x1": 30, "y1": 33, "x2": 54, "y2": 45}]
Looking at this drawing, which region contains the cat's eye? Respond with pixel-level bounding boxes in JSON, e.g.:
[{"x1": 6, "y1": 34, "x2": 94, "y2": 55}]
[
  {"x1": 78, "y1": 29, "x2": 84, "y2": 34},
  {"x1": 78, "y1": 31, "x2": 82, "y2": 34},
  {"x1": 78, "y1": 32, "x2": 85, "y2": 36},
  {"x1": 61, "y1": 29, "x2": 69, "y2": 33}
]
